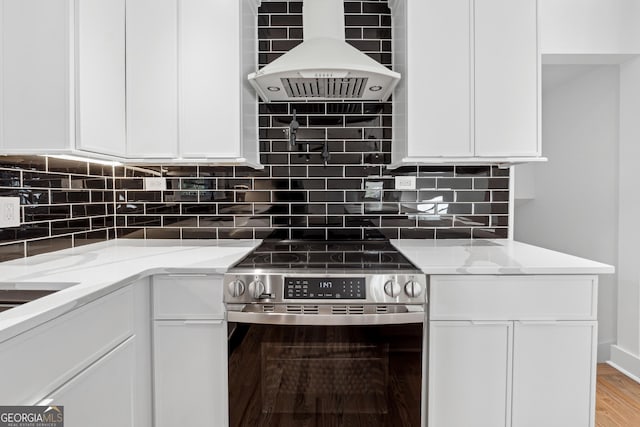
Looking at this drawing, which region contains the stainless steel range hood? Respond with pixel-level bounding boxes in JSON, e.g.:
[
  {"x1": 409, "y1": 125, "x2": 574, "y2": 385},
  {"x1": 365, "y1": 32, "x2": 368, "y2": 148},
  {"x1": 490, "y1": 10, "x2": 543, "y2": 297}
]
[{"x1": 248, "y1": 0, "x2": 401, "y2": 102}]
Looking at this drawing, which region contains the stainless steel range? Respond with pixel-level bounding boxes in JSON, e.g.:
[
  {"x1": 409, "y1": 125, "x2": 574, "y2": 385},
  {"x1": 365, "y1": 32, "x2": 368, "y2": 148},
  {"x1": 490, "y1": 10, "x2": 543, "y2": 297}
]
[
  {"x1": 224, "y1": 240, "x2": 427, "y2": 323},
  {"x1": 224, "y1": 240, "x2": 428, "y2": 426}
]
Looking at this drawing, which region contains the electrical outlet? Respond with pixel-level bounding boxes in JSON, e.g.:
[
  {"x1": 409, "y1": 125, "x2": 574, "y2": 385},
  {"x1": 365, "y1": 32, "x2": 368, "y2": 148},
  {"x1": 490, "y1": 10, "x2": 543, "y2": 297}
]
[
  {"x1": 144, "y1": 177, "x2": 167, "y2": 191},
  {"x1": 0, "y1": 197, "x2": 21, "y2": 228},
  {"x1": 395, "y1": 176, "x2": 416, "y2": 190}
]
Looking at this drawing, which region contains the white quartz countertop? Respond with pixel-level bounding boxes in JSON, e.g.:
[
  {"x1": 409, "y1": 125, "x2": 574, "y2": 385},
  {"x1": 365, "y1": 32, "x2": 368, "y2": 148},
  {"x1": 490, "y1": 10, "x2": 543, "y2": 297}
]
[
  {"x1": 0, "y1": 239, "x2": 260, "y2": 342},
  {"x1": 391, "y1": 239, "x2": 615, "y2": 275},
  {"x1": 0, "y1": 238, "x2": 615, "y2": 342}
]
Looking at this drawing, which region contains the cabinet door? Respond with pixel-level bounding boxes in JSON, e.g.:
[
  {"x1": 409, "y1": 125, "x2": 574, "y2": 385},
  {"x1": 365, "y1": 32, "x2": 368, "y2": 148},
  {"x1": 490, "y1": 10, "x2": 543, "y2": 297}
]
[
  {"x1": 512, "y1": 321, "x2": 597, "y2": 427},
  {"x1": 179, "y1": 0, "x2": 240, "y2": 158},
  {"x1": 45, "y1": 337, "x2": 135, "y2": 427},
  {"x1": 1, "y1": 0, "x2": 71, "y2": 152},
  {"x1": 75, "y1": 0, "x2": 126, "y2": 156},
  {"x1": 153, "y1": 320, "x2": 228, "y2": 427},
  {"x1": 429, "y1": 321, "x2": 512, "y2": 427},
  {"x1": 474, "y1": 0, "x2": 539, "y2": 157},
  {"x1": 407, "y1": 0, "x2": 473, "y2": 158},
  {"x1": 126, "y1": 0, "x2": 178, "y2": 158}
]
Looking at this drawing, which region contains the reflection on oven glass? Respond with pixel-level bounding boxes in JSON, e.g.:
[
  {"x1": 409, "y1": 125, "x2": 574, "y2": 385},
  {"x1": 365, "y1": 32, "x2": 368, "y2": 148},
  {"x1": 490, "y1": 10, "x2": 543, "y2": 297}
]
[
  {"x1": 228, "y1": 324, "x2": 423, "y2": 426},
  {"x1": 261, "y1": 342, "x2": 389, "y2": 414}
]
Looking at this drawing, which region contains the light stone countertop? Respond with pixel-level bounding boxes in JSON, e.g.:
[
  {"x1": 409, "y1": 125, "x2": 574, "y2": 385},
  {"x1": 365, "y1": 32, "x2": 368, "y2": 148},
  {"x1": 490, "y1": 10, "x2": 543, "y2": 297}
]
[
  {"x1": 0, "y1": 239, "x2": 260, "y2": 343},
  {"x1": 0, "y1": 238, "x2": 615, "y2": 342},
  {"x1": 391, "y1": 239, "x2": 615, "y2": 275}
]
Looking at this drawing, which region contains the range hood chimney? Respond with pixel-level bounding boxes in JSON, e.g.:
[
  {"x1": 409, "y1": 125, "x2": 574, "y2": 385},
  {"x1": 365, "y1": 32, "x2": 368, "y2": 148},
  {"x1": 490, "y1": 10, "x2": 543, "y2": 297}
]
[{"x1": 248, "y1": 0, "x2": 400, "y2": 102}]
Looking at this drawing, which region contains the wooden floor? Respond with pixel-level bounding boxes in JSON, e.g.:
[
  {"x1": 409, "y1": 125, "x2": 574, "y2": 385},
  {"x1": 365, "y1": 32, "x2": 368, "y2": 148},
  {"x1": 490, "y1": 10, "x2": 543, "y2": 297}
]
[{"x1": 596, "y1": 364, "x2": 640, "y2": 427}]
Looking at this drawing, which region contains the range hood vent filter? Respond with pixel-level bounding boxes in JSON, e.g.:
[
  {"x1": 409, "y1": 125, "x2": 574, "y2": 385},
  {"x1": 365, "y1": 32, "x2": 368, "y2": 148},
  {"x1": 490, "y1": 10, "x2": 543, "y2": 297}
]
[
  {"x1": 282, "y1": 77, "x2": 369, "y2": 98},
  {"x1": 248, "y1": 0, "x2": 400, "y2": 102}
]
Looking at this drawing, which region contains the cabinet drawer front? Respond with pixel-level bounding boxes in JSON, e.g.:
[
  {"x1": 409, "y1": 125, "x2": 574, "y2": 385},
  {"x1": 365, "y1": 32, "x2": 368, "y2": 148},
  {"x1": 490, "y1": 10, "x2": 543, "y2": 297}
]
[
  {"x1": 430, "y1": 275, "x2": 597, "y2": 320},
  {"x1": 0, "y1": 286, "x2": 134, "y2": 404},
  {"x1": 153, "y1": 275, "x2": 224, "y2": 319}
]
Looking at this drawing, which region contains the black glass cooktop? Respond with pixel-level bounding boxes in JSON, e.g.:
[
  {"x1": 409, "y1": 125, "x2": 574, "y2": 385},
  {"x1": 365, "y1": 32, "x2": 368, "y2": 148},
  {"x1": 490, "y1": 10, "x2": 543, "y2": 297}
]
[{"x1": 231, "y1": 240, "x2": 419, "y2": 271}]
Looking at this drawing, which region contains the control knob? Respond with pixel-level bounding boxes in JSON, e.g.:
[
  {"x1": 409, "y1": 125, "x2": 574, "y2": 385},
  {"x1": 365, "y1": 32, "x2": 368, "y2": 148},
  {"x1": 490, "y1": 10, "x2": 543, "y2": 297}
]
[
  {"x1": 404, "y1": 280, "x2": 423, "y2": 298},
  {"x1": 249, "y1": 279, "x2": 266, "y2": 299},
  {"x1": 383, "y1": 280, "x2": 401, "y2": 297},
  {"x1": 228, "y1": 279, "x2": 245, "y2": 297}
]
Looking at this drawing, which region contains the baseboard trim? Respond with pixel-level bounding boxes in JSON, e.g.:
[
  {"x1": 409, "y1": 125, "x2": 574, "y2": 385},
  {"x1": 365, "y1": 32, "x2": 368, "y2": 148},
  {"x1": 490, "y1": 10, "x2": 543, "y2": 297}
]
[{"x1": 609, "y1": 345, "x2": 640, "y2": 384}]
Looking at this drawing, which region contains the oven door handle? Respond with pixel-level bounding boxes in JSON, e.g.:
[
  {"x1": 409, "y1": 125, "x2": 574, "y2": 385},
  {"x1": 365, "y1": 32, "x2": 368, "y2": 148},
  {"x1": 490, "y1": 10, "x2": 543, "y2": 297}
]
[{"x1": 227, "y1": 308, "x2": 425, "y2": 326}]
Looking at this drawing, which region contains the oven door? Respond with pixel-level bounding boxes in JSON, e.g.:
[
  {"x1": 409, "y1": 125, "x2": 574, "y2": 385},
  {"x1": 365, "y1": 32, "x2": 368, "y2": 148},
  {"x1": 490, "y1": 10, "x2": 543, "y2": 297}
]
[{"x1": 227, "y1": 311, "x2": 425, "y2": 426}]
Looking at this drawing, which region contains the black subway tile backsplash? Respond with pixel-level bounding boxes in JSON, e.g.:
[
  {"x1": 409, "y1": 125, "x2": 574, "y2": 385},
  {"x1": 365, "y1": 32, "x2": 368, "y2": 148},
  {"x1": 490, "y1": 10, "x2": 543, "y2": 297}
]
[
  {"x1": 26, "y1": 236, "x2": 73, "y2": 257},
  {"x1": 0, "y1": 242, "x2": 25, "y2": 262}
]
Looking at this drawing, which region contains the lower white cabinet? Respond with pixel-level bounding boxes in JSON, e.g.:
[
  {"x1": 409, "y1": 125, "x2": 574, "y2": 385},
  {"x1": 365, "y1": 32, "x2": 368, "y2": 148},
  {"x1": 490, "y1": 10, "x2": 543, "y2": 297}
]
[
  {"x1": 511, "y1": 322, "x2": 597, "y2": 427},
  {"x1": 44, "y1": 337, "x2": 136, "y2": 427},
  {"x1": 429, "y1": 322, "x2": 512, "y2": 427},
  {"x1": 152, "y1": 274, "x2": 228, "y2": 427},
  {"x1": 153, "y1": 320, "x2": 228, "y2": 427},
  {"x1": 429, "y1": 275, "x2": 598, "y2": 427},
  {"x1": 0, "y1": 286, "x2": 135, "y2": 405}
]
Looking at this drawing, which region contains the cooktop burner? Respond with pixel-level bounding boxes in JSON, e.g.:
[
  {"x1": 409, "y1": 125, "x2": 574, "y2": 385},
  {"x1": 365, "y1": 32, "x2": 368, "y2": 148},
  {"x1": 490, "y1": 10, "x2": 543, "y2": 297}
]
[{"x1": 231, "y1": 240, "x2": 417, "y2": 271}]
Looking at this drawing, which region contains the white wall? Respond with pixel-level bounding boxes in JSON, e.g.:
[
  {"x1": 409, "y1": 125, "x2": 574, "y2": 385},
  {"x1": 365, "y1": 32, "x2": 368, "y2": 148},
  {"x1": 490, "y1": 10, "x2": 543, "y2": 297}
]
[
  {"x1": 515, "y1": 65, "x2": 620, "y2": 362},
  {"x1": 540, "y1": 0, "x2": 640, "y2": 54},
  {"x1": 611, "y1": 57, "x2": 640, "y2": 377}
]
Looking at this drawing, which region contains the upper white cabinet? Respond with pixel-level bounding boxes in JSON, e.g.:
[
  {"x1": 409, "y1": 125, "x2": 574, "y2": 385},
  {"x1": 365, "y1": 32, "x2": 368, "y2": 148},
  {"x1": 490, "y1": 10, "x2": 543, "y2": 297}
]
[
  {"x1": 125, "y1": 0, "x2": 179, "y2": 159},
  {"x1": 475, "y1": 0, "x2": 539, "y2": 157},
  {"x1": 75, "y1": 0, "x2": 127, "y2": 157},
  {"x1": 390, "y1": 0, "x2": 543, "y2": 166},
  {"x1": 1, "y1": 0, "x2": 260, "y2": 166},
  {"x1": 0, "y1": 0, "x2": 126, "y2": 157},
  {"x1": 125, "y1": 0, "x2": 260, "y2": 165}
]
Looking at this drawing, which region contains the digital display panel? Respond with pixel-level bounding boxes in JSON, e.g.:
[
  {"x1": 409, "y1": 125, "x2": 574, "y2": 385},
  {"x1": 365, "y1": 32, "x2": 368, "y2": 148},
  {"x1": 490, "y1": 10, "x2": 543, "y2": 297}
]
[{"x1": 284, "y1": 277, "x2": 366, "y2": 299}]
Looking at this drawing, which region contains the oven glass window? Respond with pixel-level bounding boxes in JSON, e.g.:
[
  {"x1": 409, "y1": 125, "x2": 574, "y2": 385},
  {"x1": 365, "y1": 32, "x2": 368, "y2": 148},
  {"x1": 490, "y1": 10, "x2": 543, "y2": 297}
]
[{"x1": 228, "y1": 324, "x2": 423, "y2": 426}]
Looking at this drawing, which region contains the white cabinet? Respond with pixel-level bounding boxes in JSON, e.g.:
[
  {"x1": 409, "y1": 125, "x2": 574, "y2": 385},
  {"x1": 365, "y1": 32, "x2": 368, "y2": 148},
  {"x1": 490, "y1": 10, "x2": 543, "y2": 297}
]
[
  {"x1": 1, "y1": 0, "x2": 71, "y2": 153},
  {"x1": 75, "y1": 0, "x2": 127, "y2": 156},
  {"x1": 511, "y1": 322, "x2": 597, "y2": 427},
  {"x1": 179, "y1": 0, "x2": 247, "y2": 159},
  {"x1": 1, "y1": 0, "x2": 260, "y2": 166},
  {"x1": 0, "y1": 284, "x2": 152, "y2": 427},
  {"x1": 429, "y1": 321, "x2": 512, "y2": 427},
  {"x1": 152, "y1": 274, "x2": 228, "y2": 427},
  {"x1": 429, "y1": 275, "x2": 598, "y2": 427},
  {"x1": 0, "y1": 286, "x2": 135, "y2": 404},
  {"x1": 392, "y1": 0, "x2": 473, "y2": 159},
  {"x1": 390, "y1": 0, "x2": 542, "y2": 166},
  {"x1": 125, "y1": 0, "x2": 260, "y2": 164},
  {"x1": 474, "y1": 0, "x2": 539, "y2": 157},
  {"x1": 0, "y1": 0, "x2": 126, "y2": 157},
  {"x1": 154, "y1": 320, "x2": 228, "y2": 427},
  {"x1": 44, "y1": 337, "x2": 136, "y2": 427},
  {"x1": 125, "y1": 0, "x2": 178, "y2": 158}
]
